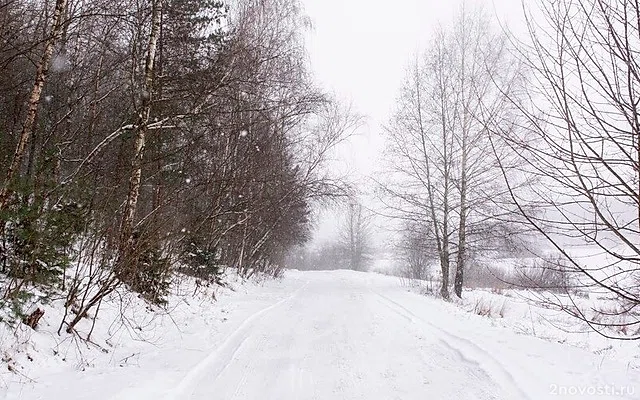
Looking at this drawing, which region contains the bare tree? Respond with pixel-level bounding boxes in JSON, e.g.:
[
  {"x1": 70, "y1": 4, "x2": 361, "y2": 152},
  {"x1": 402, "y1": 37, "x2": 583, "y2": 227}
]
[
  {"x1": 382, "y1": 41, "x2": 454, "y2": 298},
  {"x1": 117, "y1": 0, "x2": 162, "y2": 274},
  {"x1": 396, "y1": 220, "x2": 436, "y2": 281},
  {"x1": 340, "y1": 201, "x2": 373, "y2": 271},
  {"x1": 382, "y1": 5, "x2": 522, "y2": 299},
  {"x1": 492, "y1": 0, "x2": 640, "y2": 338}
]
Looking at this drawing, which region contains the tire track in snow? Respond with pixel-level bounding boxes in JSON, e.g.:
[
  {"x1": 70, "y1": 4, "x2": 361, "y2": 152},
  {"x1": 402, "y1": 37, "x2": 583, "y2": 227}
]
[
  {"x1": 228, "y1": 333, "x2": 268, "y2": 400},
  {"x1": 372, "y1": 290, "x2": 531, "y2": 400},
  {"x1": 163, "y1": 281, "x2": 309, "y2": 400}
]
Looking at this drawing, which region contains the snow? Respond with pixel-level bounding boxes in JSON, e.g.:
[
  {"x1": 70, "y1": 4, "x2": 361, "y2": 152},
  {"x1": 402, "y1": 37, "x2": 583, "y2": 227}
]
[
  {"x1": 0, "y1": 273, "x2": 303, "y2": 400},
  {"x1": 457, "y1": 286, "x2": 640, "y2": 369},
  {"x1": 50, "y1": 54, "x2": 70, "y2": 73},
  {"x1": 2, "y1": 270, "x2": 640, "y2": 399}
]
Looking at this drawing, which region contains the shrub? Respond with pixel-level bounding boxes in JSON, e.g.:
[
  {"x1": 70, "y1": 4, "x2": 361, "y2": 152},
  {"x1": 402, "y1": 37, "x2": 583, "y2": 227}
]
[
  {"x1": 178, "y1": 239, "x2": 224, "y2": 285},
  {"x1": 513, "y1": 255, "x2": 572, "y2": 293},
  {"x1": 0, "y1": 180, "x2": 87, "y2": 316},
  {"x1": 471, "y1": 297, "x2": 507, "y2": 318},
  {"x1": 464, "y1": 261, "x2": 511, "y2": 289},
  {"x1": 127, "y1": 246, "x2": 172, "y2": 306}
]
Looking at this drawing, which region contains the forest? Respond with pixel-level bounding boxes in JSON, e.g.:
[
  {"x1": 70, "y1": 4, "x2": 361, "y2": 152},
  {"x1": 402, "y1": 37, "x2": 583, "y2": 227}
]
[{"x1": 0, "y1": 0, "x2": 360, "y2": 334}]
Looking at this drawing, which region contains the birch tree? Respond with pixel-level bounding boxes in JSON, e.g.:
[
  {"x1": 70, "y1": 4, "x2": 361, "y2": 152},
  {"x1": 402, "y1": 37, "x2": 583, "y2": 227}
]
[
  {"x1": 383, "y1": 5, "x2": 522, "y2": 298},
  {"x1": 0, "y1": 0, "x2": 68, "y2": 211},
  {"x1": 340, "y1": 201, "x2": 372, "y2": 272},
  {"x1": 117, "y1": 0, "x2": 162, "y2": 274}
]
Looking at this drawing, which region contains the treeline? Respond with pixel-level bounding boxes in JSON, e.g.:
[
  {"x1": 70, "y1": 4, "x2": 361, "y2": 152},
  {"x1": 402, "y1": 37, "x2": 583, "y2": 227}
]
[
  {"x1": 0, "y1": 0, "x2": 354, "y2": 333},
  {"x1": 286, "y1": 201, "x2": 373, "y2": 272}
]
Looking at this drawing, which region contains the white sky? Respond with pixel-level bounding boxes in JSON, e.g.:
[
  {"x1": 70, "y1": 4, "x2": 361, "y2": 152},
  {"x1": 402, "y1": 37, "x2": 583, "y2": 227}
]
[{"x1": 301, "y1": 0, "x2": 528, "y2": 245}]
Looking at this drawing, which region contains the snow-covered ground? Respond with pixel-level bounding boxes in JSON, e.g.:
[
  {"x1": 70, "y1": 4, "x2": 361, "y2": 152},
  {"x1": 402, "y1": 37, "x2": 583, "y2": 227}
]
[
  {"x1": 2, "y1": 270, "x2": 640, "y2": 399},
  {"x1": 0, "y1": 273, "x2": 306, "y2": 400},
  {"x1": 458, "y1": 287, "x2": 640, "y2": 367}
]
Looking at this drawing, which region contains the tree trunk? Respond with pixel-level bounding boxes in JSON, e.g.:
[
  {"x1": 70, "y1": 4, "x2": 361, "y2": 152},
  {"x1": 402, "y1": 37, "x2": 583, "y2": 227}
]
[
  {"x1": 0, "y1": 0, "x2": 68, "y2": 212},
  {"x1": 118, "y1": 0, "x2": 163, "y2": 267},
  {"x1": 454, "y1": 176, "x2": 467, "y2": 298},
  {"x1": 439, "y1": 94, "x2": 451, "y2": 300},
  {"x1": 454, "y1": 17, "x2": 470, "y2": 299},
  {"x1": 455, "y1": 118, "x2": 469, "y2": 299}
]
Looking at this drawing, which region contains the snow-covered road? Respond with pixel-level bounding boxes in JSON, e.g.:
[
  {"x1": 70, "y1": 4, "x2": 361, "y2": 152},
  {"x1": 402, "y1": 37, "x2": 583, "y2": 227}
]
[
  {"x1": 5, "y1": 270, "x2": 640, "y2": 399},
  {"x1": 174, "y1": 272, "x2": 514, "y2": 399},
  {"x1": 170, "y1": 271, "x2": 639, "y2": 400}
]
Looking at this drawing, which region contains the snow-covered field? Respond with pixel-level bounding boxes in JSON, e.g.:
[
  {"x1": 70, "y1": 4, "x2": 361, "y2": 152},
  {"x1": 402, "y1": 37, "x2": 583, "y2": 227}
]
[
  {"x1": 458, "y1": 287, "x2": 640, "y2": 367},
  {"x1": 2, "y1": 270, "x2": 640, "y2": 399}
]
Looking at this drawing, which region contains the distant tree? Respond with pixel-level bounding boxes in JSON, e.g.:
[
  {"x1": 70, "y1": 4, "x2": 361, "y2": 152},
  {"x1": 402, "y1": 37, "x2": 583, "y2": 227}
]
[
  {"x1": 397, "y1": 220, "x2": 436, "y2": 281},
  {"x1": 285, "y1": 242, "x2": 350, "y2": 271},
  {"x1": 339, "y1": 201, "x2": 373, "y2": 272}
]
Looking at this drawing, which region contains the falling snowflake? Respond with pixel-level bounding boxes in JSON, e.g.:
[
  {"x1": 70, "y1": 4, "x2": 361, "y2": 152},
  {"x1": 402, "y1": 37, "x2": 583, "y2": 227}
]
[
  {"x1": 185, "y1": 178, "x2": 191, "y2": 184},
  {"x1": 51, "y1": 54, "x2": 70, "y2": 72},
  {"x1": 240, "y1": 130, "x2": 248, "y2": 137}
]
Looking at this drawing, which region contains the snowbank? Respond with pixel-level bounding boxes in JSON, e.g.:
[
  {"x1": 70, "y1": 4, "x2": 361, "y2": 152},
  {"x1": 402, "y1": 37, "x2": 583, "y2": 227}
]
[{"x1": 0, "y1": 271, "x2": 307, "y2": 400}]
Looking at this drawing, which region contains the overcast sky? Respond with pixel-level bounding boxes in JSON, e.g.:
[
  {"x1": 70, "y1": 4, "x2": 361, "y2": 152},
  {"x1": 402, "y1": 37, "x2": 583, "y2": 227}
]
[{"x1": 301, "y1": 0, "x2": 527, "y2": 246}]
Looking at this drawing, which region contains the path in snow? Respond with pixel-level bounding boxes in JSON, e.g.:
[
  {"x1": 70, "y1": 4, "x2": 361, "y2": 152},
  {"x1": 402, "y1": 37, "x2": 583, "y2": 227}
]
[
  {"x1": 8, "y1": 270, "x2": 639, "y2": 400},
  {"x1": 167, "y1": 270, "x2": 639, "y2": 400},
  {"x1": 174, "y1": 271, "x2": 511, "y2": 399}
]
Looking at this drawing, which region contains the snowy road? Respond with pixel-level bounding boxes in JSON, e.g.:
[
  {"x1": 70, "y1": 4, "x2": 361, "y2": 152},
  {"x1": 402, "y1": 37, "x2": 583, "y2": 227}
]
[
  {"x1": 6, "y1": 270, "x2": 639, "y2": 400},
  {"x1": 168, "y1": 271, "x2": 639, "y2": 400}
]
